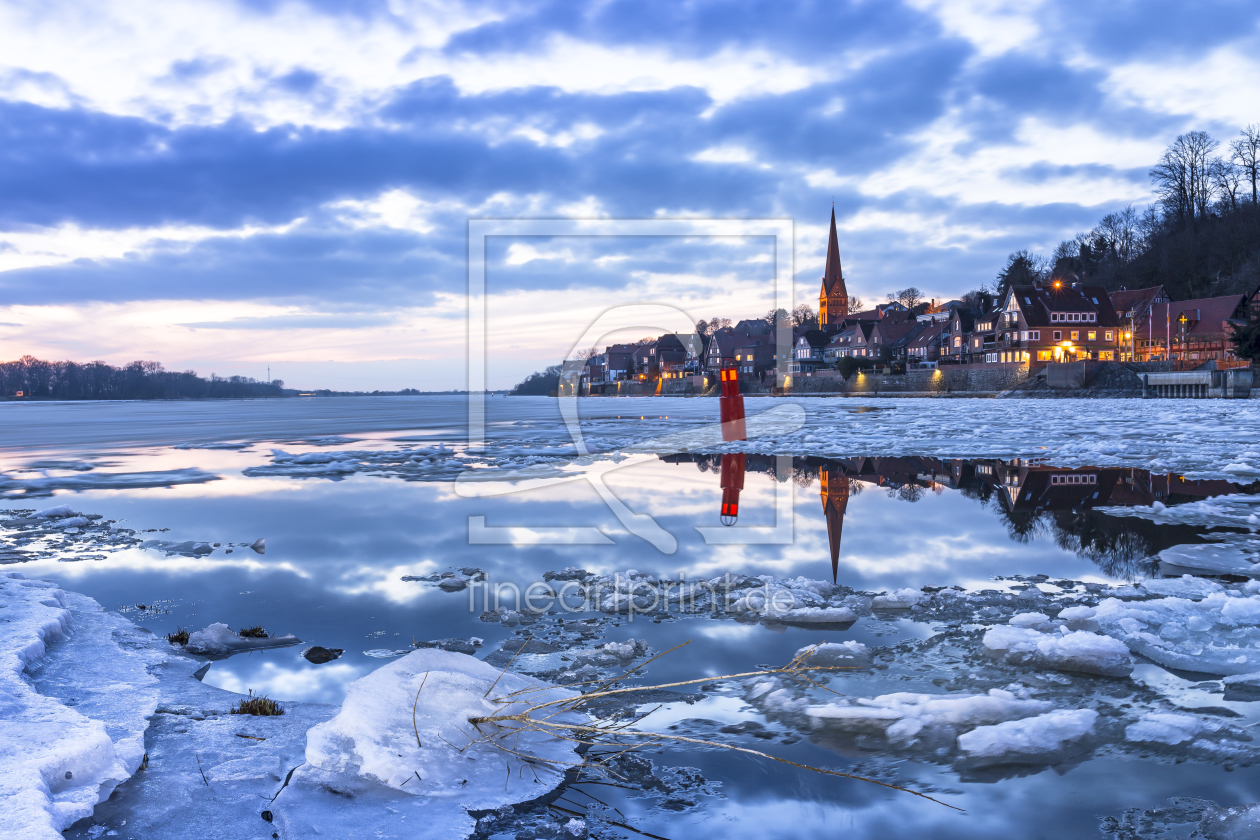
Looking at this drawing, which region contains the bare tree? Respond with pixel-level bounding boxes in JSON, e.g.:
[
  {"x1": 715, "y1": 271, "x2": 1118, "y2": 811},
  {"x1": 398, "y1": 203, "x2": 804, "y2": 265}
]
[
  {"x1": 1095, "y1": 205, "x2": 1139, "y2": 262},
  {"x1": 1230, "y1": 124, "x2": 1260, "y2": 205},
  {"x1": 791, "y1": 304, "x2": 816, "y2": 327},
  {"x1": 763, "y1": 307, "x2": 790, "y2": 326},
  {"x1": 1150, "y1": 131, "x2": 1219, "y2": 224},
  {"x1": 847, "y1": 294, "x2": 865, "y2": 312},
  {"x1": 1214, "y1": 158, "x2": 1244, "y2": 212},
  {"x1": 898, "y1": 287, "x2": 924, "y2": 309},
  {"x1": 573, "y1": 346, "x2": 600, "y2": 360}
]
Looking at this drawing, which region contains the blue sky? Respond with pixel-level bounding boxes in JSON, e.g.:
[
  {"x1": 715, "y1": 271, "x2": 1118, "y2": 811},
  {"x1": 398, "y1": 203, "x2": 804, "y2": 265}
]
[{"x1": 0, "y1": 0, "x2": 1257, "y2": 389}]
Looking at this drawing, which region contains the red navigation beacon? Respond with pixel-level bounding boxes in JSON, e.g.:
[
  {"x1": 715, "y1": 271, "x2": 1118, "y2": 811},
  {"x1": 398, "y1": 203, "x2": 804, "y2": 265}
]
[
  {"x1": 719, "y1": 452, "x2": 746, "y2": 526},
  {"x1": 717, "y1": 362, "x2": 746, "y2": 443},
  {"x1": 717, "y1": 361, "x2": 747, "y2": 526}
]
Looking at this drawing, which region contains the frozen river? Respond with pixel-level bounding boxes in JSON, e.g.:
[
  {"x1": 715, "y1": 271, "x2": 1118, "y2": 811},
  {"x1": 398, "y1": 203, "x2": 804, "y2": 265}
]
[{"x1": 3, "y1": 395, "x2": 1260, "y2": 840}]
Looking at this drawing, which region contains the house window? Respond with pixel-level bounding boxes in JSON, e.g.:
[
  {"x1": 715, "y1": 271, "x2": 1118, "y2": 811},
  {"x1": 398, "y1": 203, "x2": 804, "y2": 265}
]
[
  {"x1": 1104, "y1": 331, "x2": 1114, "y2": 341},
  {"x1": 1030, "y1": 331, "x2": 1040, "y2": 340},
  {"x1": 1087, "y1": 331, "x2": 1097, "y2": 341},
  {"x1": 1053, "y1": 331, "x2": 1062, "y2": 341},
  {"x1": 954, "y1": 337, "x2": 961, "y2": 347},
  {"x1": 1071, "y1": 331, "x2": 1079, "y2": 341},
  {"x1": 1020, "y1": 331, "x2": 1027, "y2": 340},
  {"x1": 973, "y1": 338, "x2": 980, "y2": 348},
  {"x1": 1037, "y1": 350, "x2": 1052, "y2": 361}
]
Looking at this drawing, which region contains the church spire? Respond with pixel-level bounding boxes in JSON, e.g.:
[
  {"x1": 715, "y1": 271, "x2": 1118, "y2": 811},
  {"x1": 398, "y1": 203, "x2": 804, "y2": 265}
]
[
  {"x1": 819, "y1": 207, "x2": 849, "y2": 328},
  {"x1": 823, "y1": 207, "x2": 843, "y2": 294}
]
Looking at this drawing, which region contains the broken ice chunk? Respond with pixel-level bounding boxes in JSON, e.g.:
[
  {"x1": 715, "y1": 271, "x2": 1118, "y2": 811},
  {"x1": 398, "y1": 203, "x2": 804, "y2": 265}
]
[
  {"x1": 184, "y1": 623, "x2": 301, "y2": 659},
  {"x1": 957, "y1": 709, "x2": 1097, "y2": 766},
  {"x1": 1125, "y1": 713, "x2": 1218, "y2": 745},
  {"x1": 871, "y1": 588, "x2": 925, "y2": 610},
  {"x1": 982, "y1": 623, "x2": 1133, "y2": 677}
]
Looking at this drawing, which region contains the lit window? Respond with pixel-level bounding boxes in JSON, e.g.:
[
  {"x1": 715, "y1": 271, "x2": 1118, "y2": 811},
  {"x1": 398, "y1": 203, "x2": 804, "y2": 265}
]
[
  {"x1": 1020, "y1": 330, "x2": 1027, "y2": 340},
  {"x1": 1087, "y1": 331, "x2": 1097, "y2": 341},
  {"x1": 1105, "y1": 331, "x2": 1113, "y2": 341},
  {"x1": 1071, "y1": 331, "x2": 1079, "y2": 341}
]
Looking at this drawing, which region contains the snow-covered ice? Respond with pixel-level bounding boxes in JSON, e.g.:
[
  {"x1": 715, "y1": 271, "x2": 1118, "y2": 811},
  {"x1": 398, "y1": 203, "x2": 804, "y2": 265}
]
[
  {"x1": 982, "y1": 619, "x2": 1133, "y2": 677},
  {"x1": 957, "y1": 709, "x2": 1097, "y2": 766},
  {"x1": 0, "y1": 573, "x2": 179, "y2": 840},
  {"x1": 274, "y1": 648, "x2": 584, "y2": 838},
  {"x1": 182, "y1": 623, "x2": 302, "y2": 659},
  {"x1": 1125, "y1": 713, "x2": 1222, "y2": 745},
  {"x1": 1093, "y1": 591, "x2": 1260, "y2": 676}
]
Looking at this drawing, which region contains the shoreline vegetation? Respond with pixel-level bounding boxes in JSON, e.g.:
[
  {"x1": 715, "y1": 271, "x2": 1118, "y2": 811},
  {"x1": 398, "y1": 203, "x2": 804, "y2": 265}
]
[{"x1": 0, "y1": 355, "x2": 469, "y2": 400}]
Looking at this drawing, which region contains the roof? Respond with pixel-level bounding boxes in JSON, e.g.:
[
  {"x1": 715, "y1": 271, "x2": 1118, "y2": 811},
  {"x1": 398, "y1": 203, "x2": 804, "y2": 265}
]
[
  {"x1": 950, "y1": 308, "x2": 979, "y2": 333},
  {"x1": 734, "y1": 319, "x2": 772, "y2": 336},
  {"x1": 796, "y1": 329, "x2": 831, "y2": 349},
  {"x1": 843, "y1": 309, "x2": 882, "y2": 322},
  {"x1": 1109, "y1": 286, "x2": 1167, "y2": 314},
  {"x1": 906, "y1": 321, "x2": 946, "y2": 348},
  {"x1": 822, "y1": 208, "x2": 844, "y2": 296},
  {"x1": 707, "y1": 329, "x2": 757, "y2": 355},
  {"x1": 1148, "y1": 295, "x2": 1246, "y2": 339},
  {"x1": 1005, "y1": 284, "x2": 1122, "y2": 328},
  {"x1": 872, "y1": 320, "x2": 921, "y2": 346}
]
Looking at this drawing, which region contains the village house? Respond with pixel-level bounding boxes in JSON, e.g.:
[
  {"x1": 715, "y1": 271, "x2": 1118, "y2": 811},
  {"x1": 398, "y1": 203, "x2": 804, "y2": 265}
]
[
  {"x1": 905, "y1": 319, "x2": 947, "y2": 367},
  {"x1": 790, "y1": 329, "x2": 831, "y2": 374},
  {"x1": 989, "y1": 282, "x2": 1122, "y2": 363},
  {"x1": 940, "y1": 307, "x2": 980, "y2": 364},
  {"x1": 870, "y1": 318, "x2": 925, "y2": 366},
  {"x1": 734, "y1": 342, "x2": 776, "y2": 379},
  {"x1": 706, "y1": 328, "x2": 765, "y2": 372},
  {"x1": 1132, "y1": 294, "x2": 1251, "y2": 363}
]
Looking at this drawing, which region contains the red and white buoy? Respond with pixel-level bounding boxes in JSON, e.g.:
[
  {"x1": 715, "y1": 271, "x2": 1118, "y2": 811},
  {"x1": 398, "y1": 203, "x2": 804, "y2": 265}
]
[
  {"x1": 718, "y1": 362, "x2": 746, "y2": 443},
  {"x1": 717, "y1": 362, "x2": 747, "y2": 525}
]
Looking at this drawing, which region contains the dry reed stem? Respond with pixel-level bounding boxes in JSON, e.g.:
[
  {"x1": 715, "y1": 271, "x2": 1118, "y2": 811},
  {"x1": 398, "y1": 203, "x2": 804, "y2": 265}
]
[{"x1": 454, "y1": 644, "x2": 962, "y2": 812}]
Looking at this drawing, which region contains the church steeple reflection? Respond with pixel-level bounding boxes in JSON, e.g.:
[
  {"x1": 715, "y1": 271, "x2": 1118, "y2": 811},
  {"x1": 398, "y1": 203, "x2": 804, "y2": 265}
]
[{"x1": 819, "y1": 467, "x2": 849, "y2": 583}]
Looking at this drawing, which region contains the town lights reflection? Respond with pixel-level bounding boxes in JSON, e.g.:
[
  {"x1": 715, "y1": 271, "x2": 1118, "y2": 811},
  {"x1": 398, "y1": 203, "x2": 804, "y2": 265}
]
[{"x1": 675, "y1": 454, "x2": 1260, "y2": 582}]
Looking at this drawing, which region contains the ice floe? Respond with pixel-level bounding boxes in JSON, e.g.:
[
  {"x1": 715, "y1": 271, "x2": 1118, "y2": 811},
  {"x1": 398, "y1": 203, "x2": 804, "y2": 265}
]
[
  {"x1": 273, "y1": 649, "x2": 583, "y2": 838},
  {"x1": 982, "y1": 618, "x2": 1133, "y2": 677},
  {"x1": 181, "y1": 623, "x2": 302, "y2": 659},
  {"x1": 0, "y1": 573, "x2": 178, "y2": 839},
  {"x1": 1093, "y1": 591, "x2": 1260, "y2": 676},
  {"x1": 957, "y1": 709, "x2": 1097, "y2": 765}
]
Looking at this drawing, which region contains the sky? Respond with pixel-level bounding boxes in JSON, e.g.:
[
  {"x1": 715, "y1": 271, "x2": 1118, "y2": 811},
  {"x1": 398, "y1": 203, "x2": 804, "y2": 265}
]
[{"x1": 0, "y1": 0, "x2": 1258, "y2": 390}]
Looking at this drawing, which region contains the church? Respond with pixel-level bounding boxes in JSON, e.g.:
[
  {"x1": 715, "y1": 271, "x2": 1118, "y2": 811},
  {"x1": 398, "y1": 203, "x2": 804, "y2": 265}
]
[{"x1": 818, "y1": 207, "x2": 849, "y2": 330}]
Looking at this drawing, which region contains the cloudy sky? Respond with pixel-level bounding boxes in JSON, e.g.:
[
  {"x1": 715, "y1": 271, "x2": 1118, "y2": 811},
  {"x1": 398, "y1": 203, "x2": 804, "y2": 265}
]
[{"x1": 1, "y1": 0, "x2": 1257, "y2": 389}]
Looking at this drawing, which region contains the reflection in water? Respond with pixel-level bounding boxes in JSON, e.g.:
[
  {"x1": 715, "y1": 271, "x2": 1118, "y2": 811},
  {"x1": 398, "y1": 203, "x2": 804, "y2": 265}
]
[
  {"x1": 718, "y1": 453, "x2": 745, "y2": 526},
  {"x1": 819, "y1": 466, "x2": 849, "y2": 583},
  {"x1": 670, "y1": 454, "x2": 1260, "y2": 582}
]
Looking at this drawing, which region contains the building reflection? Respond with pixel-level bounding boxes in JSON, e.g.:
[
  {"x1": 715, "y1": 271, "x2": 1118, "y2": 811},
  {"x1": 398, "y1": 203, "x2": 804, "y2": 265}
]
[
  {"x1": 663, "y1": 453, "x2": 1260, "y2": 580},
  {"x1": 819, "y1": 467, "x2": 849, "y2": 582}
]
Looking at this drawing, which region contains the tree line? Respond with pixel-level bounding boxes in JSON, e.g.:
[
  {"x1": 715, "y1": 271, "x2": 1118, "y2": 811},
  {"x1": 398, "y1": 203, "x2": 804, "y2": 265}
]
[
  {"x1": 984, "y1": 124, "x2": 1260, "y2": 305},
  {"x1": 0, "y1": 356, "x2": 285, "y2": 400}
]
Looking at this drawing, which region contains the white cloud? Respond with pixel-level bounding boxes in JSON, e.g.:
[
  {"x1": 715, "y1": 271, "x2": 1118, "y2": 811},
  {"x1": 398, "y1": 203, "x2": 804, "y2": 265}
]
[
  {"x1": 0, "y1": 3, "x2": 834, "y2": 130},
  {"x1": 822, "y1": 112, "x2": 1160, "y2": 208},
  {"x1": 1103, "y1": 45, "x2": 1260, "y2": 128},
  {"x1": 0, "y1": 218, "x2": 302, "y2": 273},
  {"x1": 905, "y1": 0, "x2": 1049, "y2": 58}
]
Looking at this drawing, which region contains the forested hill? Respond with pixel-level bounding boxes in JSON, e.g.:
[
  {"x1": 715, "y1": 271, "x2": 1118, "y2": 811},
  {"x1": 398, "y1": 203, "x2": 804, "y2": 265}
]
[
  {"x1": 993, "y1": 126, "x2": 1260, "y2": 303},
  {"x1": 1, "y1": 356, "x2": 284, "y2": 400}
]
